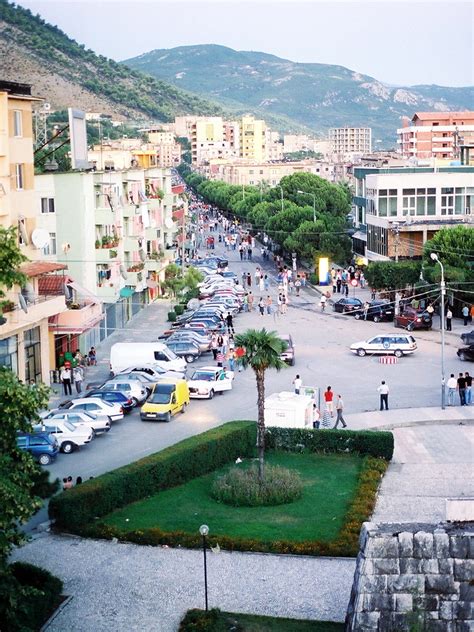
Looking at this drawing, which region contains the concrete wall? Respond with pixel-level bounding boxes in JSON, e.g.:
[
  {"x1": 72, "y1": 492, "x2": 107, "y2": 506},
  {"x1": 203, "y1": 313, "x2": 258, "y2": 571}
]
[{"x1": 346, "y1": 521, "x2": 474, "y2": 631}]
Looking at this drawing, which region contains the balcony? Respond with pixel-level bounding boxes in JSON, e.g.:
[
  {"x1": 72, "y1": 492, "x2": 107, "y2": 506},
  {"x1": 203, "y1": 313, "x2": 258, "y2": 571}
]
[
  {"x1": 1, "y1": 294, "x2": 66, "y2": 337},
  {"x1": 95, "y1": 208, "x2": 115, "y2": 225},
  {"x1": 95, "y1": 247, "x2": 118, "y2": 263},
  {"x1": 123, "y1": 236, "x2": 138, "y2": 253},
  {"x1": 146, "y1": 257, "x2": 165, "y2": 272},
  {"x1": 49, "y1": 301, "x2": 103, "y2": 334},
  {"x1": 96, "y1": 284, "x2": 120, "y2": 301},
  {"x1": 124, "y1": 270, "x2": 144, "y2": 287}
]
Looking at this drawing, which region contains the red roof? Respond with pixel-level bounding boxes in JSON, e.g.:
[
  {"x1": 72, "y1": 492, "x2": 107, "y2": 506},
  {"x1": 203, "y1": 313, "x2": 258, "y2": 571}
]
[
  {"x1": 20, "y1": 261, "x2": 67, "y2": 277},
  {"x1": 38, "y1": 275, "x2": 72, "y2": 295}
]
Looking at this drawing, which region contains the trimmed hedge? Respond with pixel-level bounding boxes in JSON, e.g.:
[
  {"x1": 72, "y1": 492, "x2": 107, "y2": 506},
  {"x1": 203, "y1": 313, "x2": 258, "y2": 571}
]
[
  {"x1": 265, "y1": 427, "x2": 394, "y2": 460},
  {"x1": 168, "y1": 310, "x2": 177, "y2": 322},
  {"x1": 49, "y1": 421, "x2": 256, "y2": 529},
  {"x1": 174, "y1": 304, "x2": 185, "y2": 316}
]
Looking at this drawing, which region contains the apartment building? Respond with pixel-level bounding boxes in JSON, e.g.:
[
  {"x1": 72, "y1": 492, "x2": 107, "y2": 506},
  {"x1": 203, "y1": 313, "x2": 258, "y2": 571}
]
[
  {"x1": 329, "y1": 127, "x2": 372, "y2": 158},
  {"x1": 352, "y1": 165, "x2": 474, "y2": 261},
  {"x1": 89, "y1": 139, "x2": 181, "y2": 170},
  {"x1": 207, "y1": 160, "x2": 335, "y2": 186},
  {"x1": 283, "y1": 134, "x2": 330, "y2": 156},
  {"x1": 240, "y1": 115, "x2": 267, "y2": 163},
  {"x1": 397, "y1": 112, "x2": 474, "y2": 161},
  {"x1": 0, "y1": 80, "x2": 68, "y2": 383}
]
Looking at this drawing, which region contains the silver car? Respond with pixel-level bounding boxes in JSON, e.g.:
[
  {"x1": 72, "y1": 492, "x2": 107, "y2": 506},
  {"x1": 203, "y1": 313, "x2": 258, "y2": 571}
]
[{"x1": 40, "y1": 409, "x2": 111, "y2": 435}]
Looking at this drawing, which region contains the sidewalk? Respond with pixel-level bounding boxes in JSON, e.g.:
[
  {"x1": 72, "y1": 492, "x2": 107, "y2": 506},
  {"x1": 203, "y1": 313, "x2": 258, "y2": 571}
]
[{"x1": 345, "y1": 405, "x2": 474, "y2": 431}]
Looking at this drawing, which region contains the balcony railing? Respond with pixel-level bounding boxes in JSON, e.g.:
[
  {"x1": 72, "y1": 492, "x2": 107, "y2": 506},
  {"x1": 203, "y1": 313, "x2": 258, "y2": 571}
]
[{"x1": 1, "y1": 294, "x2": 66, "y2": 336}]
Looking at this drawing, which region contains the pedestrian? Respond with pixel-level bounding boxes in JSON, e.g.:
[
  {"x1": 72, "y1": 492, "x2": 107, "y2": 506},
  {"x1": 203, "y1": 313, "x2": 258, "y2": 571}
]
[
  {"x1": 60, "y1": 366, "x2": 72, "y2": 396},
  {"x1": 277, "y1": 293, "x2": 283, "y2": 314},
  {"x1": 324, "y1": 386, "x2": 334, "y2": 416},
  {"x1": 226, "y1": 312, "x2": 234, "y2": 333},
  {"x1": 363, "y1": 301, "x2": 370, "y2": 320},
  {"x1": 228, "y1": 349, "x2": 235, "y2": 372},
  {"x1": 360, "y1": 272, "x2": 366, "y2": 289},
  {"x1": 446, "y1": 307, "x2": 452, "y2": 331},
  {"x1": 293, "y1": 374, "x2": 302, "y2": 394},
  {"x1": 344, "y1": 282, "x2": 349, "y2": 297},
  {"x1": 265, "y1": 295, "x2": 272, "y2": 315},
  {"x1": 281, "y1": 294, "x2": 287, "y2": 314},
  {"x1": 377, "y1": 380, "x2": 389, "y2": 410},
  {"x1": 73, "y1": 366, "x2": 83, "y2": 394},
  {"x1": 465, "y1": 372, "x2": 472, "y2": 405},
  {"x1": 334, "y1": 394, "x2": 347, "y2": 428},
  {"x1": 470, "y1": 304, "x2": 474, "y2": 324},
  {"x1": 457, "y1": 372, "x2": 467, "y2": 406},
  {"x1": 88, "y1": 347, "x2": 97, "y2": 366},
  {"x1": 258, "y1": 297, "x2": 265, "y2": 316},
  {"x1": 259, "y1": 275, "x2": 265, "y2": 294},
  {"x1": 371, "y1": 288, "x2": 376, "y2": 300},
  {"x1": 447, "y1": 373, "x2": 457, "y2": 405},
  {"x1": 64, "y1": 476, "x2": 73, "y2": 489},
  {"x1": 248, "y1": 291, "x2": 254, "y2": 312},
  {"x1": 242, "y1": 293, "x2": 248, "y2": 312},
  {"x1": 76, "y1": 476, "x2": 83, "y2": 485},
  {"x1": 216, "y1": 349, "x2": 225, "y2": 367},
  {"x1": 247, "y1": 246, "x2": 252, "y2": 261},
  {"x1": 211, "y1": 333, "x2": 218, "y2": 360},
  {"x1": 312, "y1": 404, "x2": 320, "y2": 429},
  {"x1": 241, "y1": 271, "x2": 246, "y2": 286},
  {"x1": 336, "y1": 276, "x2": 342, "y2": 294},
  {"x1": 320, "y1": 293, "x2": 327, "y2": 312},
  {"x1": 247, "y1": 273, "x2": 252, "y2": 288},
  {"x1": 254, "y1": 267, "x2": 261, "y2": 284},
  {"x1": 301, "y1": 271, "x2": 306, "y2": 287},
  {"x1": 462, "y1": 304, "x2": 469, "y2": 326},
  {"x1": 264, "y1": 274, "x2": 269, "y2": 291},
  {"x1": 295, "y1": 276, "x2": 302, "y2": 296}
]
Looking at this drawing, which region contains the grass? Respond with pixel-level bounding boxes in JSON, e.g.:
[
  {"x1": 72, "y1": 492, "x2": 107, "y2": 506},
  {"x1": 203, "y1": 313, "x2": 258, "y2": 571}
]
[
  {"x1": 102, "y1": 452, "x2": 362, "y2": 543},
  {"x1": 179, "y1": 609, "x2": 344, "y2": 631}
]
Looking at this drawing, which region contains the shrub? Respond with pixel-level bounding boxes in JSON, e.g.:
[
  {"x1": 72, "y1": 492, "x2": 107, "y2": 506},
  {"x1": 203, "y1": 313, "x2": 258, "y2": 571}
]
[
  {"x1": 168, "y1": 310, "x2": 177, "y2": 322},
  {"x1": 309, "y1": 273, "x2": 318, "y2": 285},
  {"x1": 211, "y1": 464, "x2": 303, "y2": 507},
  {"x1": 265, "y1": 427, "x2": 394, "y2": 460},
  {"x1": 49, "y1": 421, "x2": 256, "y2": 529},
  {"x1": 179, "y1": 608, "x2": 221, "y2": 631},
  {"x1": 174, "y1": 304, "x2": 185, "y2": 316}
]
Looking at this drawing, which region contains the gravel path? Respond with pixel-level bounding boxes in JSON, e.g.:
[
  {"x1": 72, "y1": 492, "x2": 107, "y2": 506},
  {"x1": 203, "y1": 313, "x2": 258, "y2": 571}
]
[{"x1": 11, "y1": 534, "x2": 355, "y2": 631}]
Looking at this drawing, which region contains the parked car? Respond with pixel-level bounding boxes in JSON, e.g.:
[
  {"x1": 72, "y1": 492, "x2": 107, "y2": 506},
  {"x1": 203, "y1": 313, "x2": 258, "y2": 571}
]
[
  {"x1": 140, "y1": 379, "x2": 190, "y2": 422},
  {"x1": 333, "y1": 297, "x2": 363, "y2": 314},
  {"x1": 110, "y1": 342, "x2": 187, "y2": 375},
  {"x1": 278, "y1": 334, "x2": 295, "y2": 365},
  {"x1": 40, "y1": 409, "x2": 111, "y2": 435},
  {"x1": 218, "y1": 271, "x2": 237, "y2": 280},
  {"x1": 59, "y1": 397, "x2": 124, "y2": 422},
  {"x1": 99, "y1": 379, "x2": 148, "y2": 405},
  {"x1": 350, "y1": 334, "x2": 417, "y2": 357},
  {"x1": 394, "y1": 306, "x2": 432, "y2": 330},
  {"x1": 457, "y1": 345, "x2": 474, "y2": 362},
  {"x1": 83, "y1": 389, "x2": 135, "y2": 413},
  {"x1": 33, "y1": 419, "x2": 93, "y2": 454},
  {"x1": 167, "y1": 331, "x2": 211, "y2": 353},
  {"x1": 117, "y1": 364, "x2": 186, "y2": 381},
  {"x1": 460, "y1": 330, "x2": 474, "y2": 346},
  {"x1": 188, "y1": 367, "x2": 233, "y2": 399},
  {"x1": 165, "y1": 339, "x2": 201, "y2": 363},
  {"x1": 353, "y1": 300, "x2": 395, "y2": 323},
  {"x1": 17, "y1": 432, "x2": 59, "y2": 465}
]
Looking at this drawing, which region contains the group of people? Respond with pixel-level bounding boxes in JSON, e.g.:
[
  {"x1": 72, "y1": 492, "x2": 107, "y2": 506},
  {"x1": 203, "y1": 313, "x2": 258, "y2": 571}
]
[
  {"x1": 59, "y1": 346, "x2": 97, "y2": 395},
  {"x1": 62, "y1": 475, "x2": 83, "y2": 489},
  {"x1": 292, "y1": 377, "x2": 348, "y2": 430},
  {"x1": 446, "y1": 372, "x2": 472, "y2": 406}
]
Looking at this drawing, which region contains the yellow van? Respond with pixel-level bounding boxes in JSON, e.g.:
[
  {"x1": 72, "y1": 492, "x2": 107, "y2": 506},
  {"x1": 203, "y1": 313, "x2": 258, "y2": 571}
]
[{"x1": 140, "y1": 379, "x2": 190, "y2": 422}]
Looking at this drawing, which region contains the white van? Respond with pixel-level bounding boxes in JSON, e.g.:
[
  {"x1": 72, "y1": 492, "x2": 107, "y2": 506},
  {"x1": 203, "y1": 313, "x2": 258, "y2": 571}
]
[{"x1": 110, "y1": 343, "x2": 187, "y2": 376}]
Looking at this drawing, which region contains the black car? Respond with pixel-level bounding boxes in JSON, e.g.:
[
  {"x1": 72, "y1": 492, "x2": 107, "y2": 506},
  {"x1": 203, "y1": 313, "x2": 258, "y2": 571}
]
[
  {"x1": 457, "y1": 345, "x2": 474, "y2": 362},
  {"x1": 83, "y1": 389, "x2": 134, "y2": 413},
  {"x1": 333, "y1": 297, "x2": 363, "y2": 314},
  {"x1": 165, "y1": 340, "x2": 201, "y2": 363},
  {"x1": 461, "y1": 330, "x2": 474, "y2": 346},
  {"x1": 354, "y1": 300, "x2": 394, "y2": 323}
]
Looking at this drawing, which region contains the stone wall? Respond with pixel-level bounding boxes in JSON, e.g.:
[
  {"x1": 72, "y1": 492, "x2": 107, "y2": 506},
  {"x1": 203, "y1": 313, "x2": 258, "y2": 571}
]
[{"x1": 345, "y1": 521, "x2": 474, "y2": 631}]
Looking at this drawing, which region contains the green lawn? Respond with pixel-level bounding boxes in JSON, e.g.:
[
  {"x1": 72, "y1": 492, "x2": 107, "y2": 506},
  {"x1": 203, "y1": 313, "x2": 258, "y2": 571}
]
[
  {"x1": 180, "y1": 609, "x2": 344, "y2": 631},
  {"x1": 102, "y1": 452, "x2": 362, "y2": 543}
]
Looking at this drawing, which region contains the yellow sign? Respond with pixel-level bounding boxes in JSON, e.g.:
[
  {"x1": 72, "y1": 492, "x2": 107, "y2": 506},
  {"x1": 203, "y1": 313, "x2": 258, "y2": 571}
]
[{"x1": 318, "y1": 257, "x2": 329, "y2": 285}]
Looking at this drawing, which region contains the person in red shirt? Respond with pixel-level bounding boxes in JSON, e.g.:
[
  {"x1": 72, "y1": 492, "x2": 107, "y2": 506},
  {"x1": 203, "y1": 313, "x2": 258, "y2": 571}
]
[{"x1": 324, "y1": 386, "x2": 334, "y2": 417}]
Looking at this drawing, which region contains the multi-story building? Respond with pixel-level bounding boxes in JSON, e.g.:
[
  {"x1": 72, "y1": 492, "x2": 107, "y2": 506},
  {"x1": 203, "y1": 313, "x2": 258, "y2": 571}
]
[
  {"x1": 240, "y1": 115, "x2": 267, "y2": 163},
  {"x1": 352, "y1": 165, "x2": 474, "y2": 261},
  {"x1": 206, "y1": 160, "x2": 336, "y2": 186},
  {"x1": 283, "y1": 134, "x2": 330, "y2": 156},
  {"x1": 329, "y1": 127, "x2": 372, "y2": 159},
  {"x1": 397, "y1": 112, "x2": 474, "y2": 161},
  {"x1": 223, "y1": 121, "x2": 240, "y2": 155},
  {"x1": 190, "y1": 117, "x2": 226, "y2": 164},
  {"x1": 0, "y1": 80, "x2": 67, "y2": 383},
  {"x1": 89, "y1": 139, "x2": 181, "y2": 170}
]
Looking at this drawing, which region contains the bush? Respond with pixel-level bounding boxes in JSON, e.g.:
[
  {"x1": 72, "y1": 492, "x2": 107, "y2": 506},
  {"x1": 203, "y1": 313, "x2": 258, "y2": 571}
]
[
  {"x1": 179, "y1": 608, "x2": 221, "y2": 631},
  {"x1": 265, "y1": 428, "x2": 394, "y2": 460},
  {"x1": 211, "y1": 464, "x2": 303, "y2": 507},
  {"x1": 168, "y1": 310, "x2": 177, "y2": 322},
  {"x1": 309, "y1": 273, "x2": 318, "y2": 285},
  {"x1": 49, "y1": 421, "x2": 256, "y2": 529},
  {"x1": 174, "y1": 304, "x2": 185, "y2": 316}
]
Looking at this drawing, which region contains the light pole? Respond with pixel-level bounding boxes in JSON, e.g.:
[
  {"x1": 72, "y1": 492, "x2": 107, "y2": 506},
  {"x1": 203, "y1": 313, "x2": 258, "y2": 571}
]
[
  {"x1": 297, "y1": 189, "x2": 316, "y2": 222},
  {"x1": 275, "y1": 185, "x2": 284, "y2": 212},
  {"x1": 431, "y1": 252, "x2": 446, "y2": 409},
  {"x1": 199, "y1": 524, "x2": 209, "y2": 611}
]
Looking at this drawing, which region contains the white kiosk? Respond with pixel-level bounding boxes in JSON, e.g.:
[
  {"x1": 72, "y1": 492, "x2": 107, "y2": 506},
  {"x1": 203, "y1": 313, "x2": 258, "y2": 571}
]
[{"x1": 264, "y1": 391, "x2": 314, "y2": 428}]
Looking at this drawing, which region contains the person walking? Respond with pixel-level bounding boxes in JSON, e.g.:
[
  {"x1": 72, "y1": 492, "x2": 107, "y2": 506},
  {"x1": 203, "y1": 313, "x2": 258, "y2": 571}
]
[
  {"x1": 265, "y1": 295, "x2": 272, "y2": 315},
  {"x1": 259, "y1": 275, "x2": 265, "y2": 294},
  {"x1": 281, "y1": 294, "x2": 287, "y2": 314},
  {"x1": 334, "y1": 394, "x2": 347, "y2": 428},
  {"x1": 293, "y1": 374, "x2": 302, "y2": 395},
  {"x1": 324, "y1": 386, "x2": 334, "y2": 417},
  {"x1": 295, "y1": 276, "x2": 302, "y2": 296},
  {"x1": 60, "y1": 366, "x2": 72, "y2": 396},
  {"x1": 264, "y1": 275, "x2": 270, "y2": 291},
  {"x1": 465, "y1": 372, "x2": 472, "y2": 405},
  {"x1": 470, "y1": 304, "x2": 474, "y2": 324},
  {"x1": 211, "y1": 333, "x2": 219, "y2": 361},
  {"x1": 73, "y1": 366, "x2": 83, "y2": 394},
  {"x1": 447, "y1": 373, "x2": 457, "y2": 406},
  {"x1": 377, "y1": 380, "x2": 389, "y2": 411},
  {"x1": 446, "y1": 307, "x2": 452, "y2": 332},
  {"x1": 462, "y1": 304, "x2": 469, "y2": 326},
  {"x1": 248, "y1": 291, "x2": 254, "y2": 312},
  {"x1": 226, "y1": 312, "x2": 234, "y2": 334},
  {"x1": 277, "y1": 293, "x2": 283, "y2": 314},
  {"x1": 320, "y1": 293, "x2": 327, "y2": 312},
  {"x1": 258, "y1": 297, "x2": 265, "y2": 316},
  {"x1": 216, "y1": 349, "x2": 225, "y2": 367},
  {"x1": 246, "y1": 272, "x2": 252, "y2": 288},
  {"x1": 457, "y1": 372, "x2": 467, "y2": 406},
  {"x1": 88, "y1": 347, "x2": 97, "y2": 366},
  {"x1": 227, "y1": 349, "x2": 235, "y2": 372},
  {"x1": 241, "y1": 271, "x2": 247, "y2": 286}
]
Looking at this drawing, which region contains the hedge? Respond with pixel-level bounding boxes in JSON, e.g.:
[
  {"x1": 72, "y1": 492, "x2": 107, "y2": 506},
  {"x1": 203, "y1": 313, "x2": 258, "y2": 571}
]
[
  {"x1": 174, "y1": 304, "x2": 185, "y2": 316},
  {"x1": 49, "y1": 421, "x2": 257, "y2": 529},
  {"x1": 265, "y1": 427, "x2": 394, "y2": 460}
]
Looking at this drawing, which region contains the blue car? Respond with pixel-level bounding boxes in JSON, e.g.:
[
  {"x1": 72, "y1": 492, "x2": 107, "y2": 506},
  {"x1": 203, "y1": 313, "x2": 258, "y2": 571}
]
[
  {"x1": 17, "y1": 432, "x2": 59, "y2": 466},
  {"x1": 83, "y1": 389, "x2": 134, "y2": 414}
]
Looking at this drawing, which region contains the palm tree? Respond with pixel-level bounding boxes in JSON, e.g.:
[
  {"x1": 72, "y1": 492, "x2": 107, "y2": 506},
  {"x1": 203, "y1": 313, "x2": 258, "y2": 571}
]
[{"x1": 234, "y1": 328, "x2": 287, "y2": 482}]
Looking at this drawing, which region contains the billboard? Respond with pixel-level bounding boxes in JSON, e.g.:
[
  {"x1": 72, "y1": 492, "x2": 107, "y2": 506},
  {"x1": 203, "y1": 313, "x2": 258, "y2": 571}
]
[{"x1": 68, "y1": 108, "x2": 88, "y2": 170}]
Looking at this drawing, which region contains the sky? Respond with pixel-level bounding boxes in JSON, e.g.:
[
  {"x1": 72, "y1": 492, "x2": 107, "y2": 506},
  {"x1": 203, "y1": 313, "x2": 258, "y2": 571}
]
[{"x1": 16, "y1": 0, "x2": 474, "y2": 87}]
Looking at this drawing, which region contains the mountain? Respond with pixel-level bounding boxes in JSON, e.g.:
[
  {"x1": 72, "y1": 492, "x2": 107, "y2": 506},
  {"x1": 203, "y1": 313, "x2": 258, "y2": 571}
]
[
  {"x1": 124, "y1": 44, "x2": 474, "y2": 143},
  {"x1": 0, "y1": 1, "x2": 222, "y2": 123}
]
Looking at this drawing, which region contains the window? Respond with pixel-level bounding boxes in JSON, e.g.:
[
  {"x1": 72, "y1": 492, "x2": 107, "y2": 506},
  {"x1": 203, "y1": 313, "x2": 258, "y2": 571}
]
[
  {"x1": 378, "y1": 189, "x2": 397, "y2": 217},
  {"x1": 42, "y1": 233, "x2": 57, "y2": 256},
  {"x1": 24, "y1": 327, "x2": 42, "y2": 384},
  {"x1": 0, "y1": 335, "x2": 18, "y2": 374},
  {"x1": 30, "y1": 437, "x2": 49, "y2": 447},
  {"x1": 402, "y1": 189, "x2": 416, "y2": 216},
  {"x1": 441, "y1": 187, "x2": 454, "y2": 215},
  {"x1": 13, "y1": 110, "x2": 22, "y2": 137},
  {"x1": 15, "y1": 164, "x2": 24, "y2": 190},
  {"x1": 41, "y1": 197, "x2": 55, "y2": 213},
  {"x1": 367, "y1": 225, "x2": 388, "y2": 257}
]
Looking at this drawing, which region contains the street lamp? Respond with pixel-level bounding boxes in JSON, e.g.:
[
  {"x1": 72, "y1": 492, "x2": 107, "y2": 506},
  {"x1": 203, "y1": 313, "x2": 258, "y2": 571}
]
[
  {"x1": 297, "y1": 190, "x2": 316, "y2": 222},
  {"x1": 275, "y1": 185, "x2": 284, "y2": 212},
  {"x1": 430, "y1": 252, "x2": 446, "y2": 409},
  {"x1": 199, "y1": 524, "x2": 209, "y2": 611}
]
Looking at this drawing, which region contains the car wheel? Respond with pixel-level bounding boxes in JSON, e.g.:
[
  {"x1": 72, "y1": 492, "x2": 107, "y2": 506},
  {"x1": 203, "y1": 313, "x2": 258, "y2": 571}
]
[
  {"x1": 131, "y1": 397, "x2": 138, "y2": 406},
  {"x1": 38, "y1": 454, "x2": 52, "y2": 466},
  {"x1": 165, "y1": 412, "x2": 171, "y2": 423},
  {"x1": 181, "y1": 402, "x2": 187, "y2": 414},
  {"x1": 185, "y1": 354, "x2": 196, "y2": 363},
  {"x1": 91, "y1": 428, "x2": 97, "y2": 437},
  {"x1": 332, "y1": 305, "x2": 337, "y2": 312},
  {"x1": 357, "y1": 348, "x2": 366, "y2": 357},
  {"x1": 354, "y1": 313, "x2": 361, "y2": 320},
  {"x1": 290, "y1": 358, "x2": 295, "y2": 366},
  {"x1": 209, "y1": 389, "x2": 214, "y2": 400},
  {"x1": 62, "y1": 441, "x2": 74, "y2": 454},
  {"x1": 394, "y1": 349, "x2": 403, "y2": 358},
  {"x1": 407, "y1": 323, "x2": 414, "y2": 332},
  {"x1": 459, "y1": 352, "x2": 467, "y2": 361},
  {"x1": 373, "y1": 315, "x2": 380, "y2": 323}
]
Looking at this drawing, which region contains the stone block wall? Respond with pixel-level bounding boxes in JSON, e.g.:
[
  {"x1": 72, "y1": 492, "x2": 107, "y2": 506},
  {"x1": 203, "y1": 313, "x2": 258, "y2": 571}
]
[{"x1": 345, "y1": 521, "x2": 474, "y2": 631}]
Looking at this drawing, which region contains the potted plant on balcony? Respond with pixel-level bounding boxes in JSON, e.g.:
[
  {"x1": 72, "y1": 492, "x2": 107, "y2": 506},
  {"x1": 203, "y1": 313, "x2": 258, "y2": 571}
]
[
  {"x1": 95, "y1": 239, "x2": 101, "y2": 249},
  {"x1": 109, "y1": 249, "x2": 118, "y2": 259}
]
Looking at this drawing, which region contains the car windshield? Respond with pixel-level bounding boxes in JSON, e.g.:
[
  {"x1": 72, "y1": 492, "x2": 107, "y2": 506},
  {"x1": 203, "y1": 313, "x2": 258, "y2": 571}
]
[
  {"x1": 149, "y1": 392, "x2": 172, "y2": 404},
  {"x1": 191, "y1": 372, "x2": 214, "y2": 381}
]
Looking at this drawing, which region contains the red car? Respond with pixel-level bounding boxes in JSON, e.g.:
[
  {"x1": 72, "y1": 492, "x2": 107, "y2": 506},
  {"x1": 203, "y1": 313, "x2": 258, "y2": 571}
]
[{"x1": 394, "y1": 306, "x2": 432, "y2": 331}]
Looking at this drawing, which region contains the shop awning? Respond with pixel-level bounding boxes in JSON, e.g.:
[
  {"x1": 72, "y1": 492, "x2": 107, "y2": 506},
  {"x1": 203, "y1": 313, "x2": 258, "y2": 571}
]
[{"x1": 120, "y1": 287, "x2": 134, "y2": 298}]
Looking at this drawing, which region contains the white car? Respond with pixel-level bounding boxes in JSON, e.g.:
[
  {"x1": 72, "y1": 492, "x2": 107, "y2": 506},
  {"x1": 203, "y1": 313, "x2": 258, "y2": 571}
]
[
  {"x1": 59, "y1": 397, "x2": 124, "y2": 422},
  {"x1": 350, "y1": 334, "x2": 417, "y2": 358},
  {"x1": 117, "y1": 364, "x2": 186, "y2": 381},
  {"x1": 188, "y1": 366, "x2": 233, "y2": 399},
  {"x1": 40, "y1": 409, "x2": 111, "y2": 435},
  {"x1": 100, "y1": 379, "x2": 148, "y2": 405},
  {"x1": 34, "y1": 419, "x2": 93, "y2": 454}
]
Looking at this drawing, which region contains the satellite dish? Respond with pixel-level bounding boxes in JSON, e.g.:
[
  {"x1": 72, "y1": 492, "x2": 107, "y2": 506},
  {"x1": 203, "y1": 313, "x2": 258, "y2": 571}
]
[
  {"x1": 31, "y1": 228, "x2": 50, "y2": 249},
  {"x1": 139, "y1": 248, "x2": 146, "y2": 262},
  {"x1": 119, "y1": 265, "x2": 128, "y2": 280},
  {"x1": 164, "y1": 217, "x2": 174, "y2": 229},
  {"x1": 22, "y1": 282, "x2": 36, "y2": 304},
  {"x1": 18, "y1": 293, "x2": 28, "y2": 314},
  {"x1": 146, "y1": 278, "x2": 157, "y2": 289},
  {"x1": 187, "y1": 298, "x2": 200, "y2": 310}
]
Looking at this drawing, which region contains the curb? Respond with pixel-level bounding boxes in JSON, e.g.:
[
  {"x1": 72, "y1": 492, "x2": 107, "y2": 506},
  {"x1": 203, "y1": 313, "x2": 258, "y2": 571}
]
[{"x1": 40, "y1": 595, "x2": 73, "y2": 632}]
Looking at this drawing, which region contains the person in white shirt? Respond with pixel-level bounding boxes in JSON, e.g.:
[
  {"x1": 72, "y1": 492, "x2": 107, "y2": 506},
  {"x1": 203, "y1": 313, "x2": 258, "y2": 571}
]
[
  {"x1": 446, "y1": 373, "x2": 457, "y2": 406},
  {"x1": 377, "y1": 380, "x2": 389, "y2": 411},
  {"x1": 335, "y1": 395, "x2": 347, "y2": 428},
  {"x1": 293, "y1": 374, "x2": 302, "y2": 395}
]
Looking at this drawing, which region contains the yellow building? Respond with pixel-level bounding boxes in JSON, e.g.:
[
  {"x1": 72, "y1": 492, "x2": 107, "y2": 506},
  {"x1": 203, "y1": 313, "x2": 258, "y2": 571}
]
[
  {"x1": 240, "y1": 115, "x2": 267, "y2": 163},
  {"x1": 0, "y1": 80, "x2": 66, "y2": 383}
]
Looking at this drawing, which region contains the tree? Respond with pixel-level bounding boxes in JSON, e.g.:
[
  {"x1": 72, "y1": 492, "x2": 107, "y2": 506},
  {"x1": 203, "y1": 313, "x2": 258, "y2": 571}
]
[
  {"x1": 423, "y1": 226, "x2": 474, "y2": 283},
  {"x1": 233, "y1": 329, "x2": 286, "y2": 482},
  {"x1": 364, "y1": 261, "x2": 422, "y2": 291},
  {"x1": 0, "y1": 227, "x2": 27, "y2": 315}
]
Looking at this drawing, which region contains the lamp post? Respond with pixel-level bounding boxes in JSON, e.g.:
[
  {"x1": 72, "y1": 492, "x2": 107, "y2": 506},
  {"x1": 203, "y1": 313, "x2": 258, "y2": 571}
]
[
  {"x1": 275, "y1": 185, "x2": 284, "y2": 212},
  {"x1": 430, "y1": 252, "x2": 446, "y2": 409},
  {"x1": 297, "y1": 189, "x2": 316, "y2": 222},
  {"x1": 199, "y1": 524, "x2": 209, "y2": 611}
]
